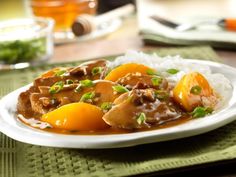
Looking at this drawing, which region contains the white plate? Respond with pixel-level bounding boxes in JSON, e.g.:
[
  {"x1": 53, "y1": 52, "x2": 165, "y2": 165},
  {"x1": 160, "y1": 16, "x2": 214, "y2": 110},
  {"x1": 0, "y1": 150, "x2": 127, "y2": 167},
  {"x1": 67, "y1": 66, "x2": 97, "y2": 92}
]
[{"x1": 0, "y1": 59, "x2": 236, "y2": 149}]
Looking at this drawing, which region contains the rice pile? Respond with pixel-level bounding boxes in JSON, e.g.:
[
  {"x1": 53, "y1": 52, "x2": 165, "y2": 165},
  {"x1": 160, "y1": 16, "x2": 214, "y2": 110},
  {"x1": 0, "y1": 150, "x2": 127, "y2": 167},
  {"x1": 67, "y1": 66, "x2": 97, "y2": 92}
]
[{"x1": 108, "y1": 51, "x2": 232, "y2": 110}]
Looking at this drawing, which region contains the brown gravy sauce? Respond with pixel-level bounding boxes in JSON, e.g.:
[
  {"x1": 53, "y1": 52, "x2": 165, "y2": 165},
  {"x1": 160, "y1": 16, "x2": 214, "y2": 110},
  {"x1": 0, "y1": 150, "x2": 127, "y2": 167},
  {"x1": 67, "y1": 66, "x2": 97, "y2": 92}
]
[{"x1": 19, "y1": 115, "x2": 192, "y2": 135}]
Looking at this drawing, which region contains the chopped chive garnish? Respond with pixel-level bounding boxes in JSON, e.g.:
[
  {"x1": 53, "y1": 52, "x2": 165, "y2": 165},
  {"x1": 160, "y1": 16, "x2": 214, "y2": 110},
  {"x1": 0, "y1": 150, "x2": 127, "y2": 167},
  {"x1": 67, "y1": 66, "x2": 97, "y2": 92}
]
[
  {"x1": 79, "y1": 79, "x2": 94, "y2": 87},
  {"x1": 75, "y1": 85, "x2": 81, "y2": 92},
  {"x1": 112, "y1": 85, "x2": 129, "y2": 93},
  {"x1": 190, "y1": 85, "x2": 202, "y2": 95},
  {"x1": 191, "y1": 106, "x2": 213, "y2": 118},
  {"x1": 55, "y1": 70, "x2": 66, "y2": 76},
  {"x1": 146, "y1": 69, "x2": 160, "y2": 76},
  {"x1": 66, "y1": 79, "x2": 74, "y2": 85},
  {"x1": 155, "y1": 90, "x2": 169, "y2": 101},
  {"x1": 49, "y1": 81, "x2": 64, "y2": 94},
  {"x1": 100, "y1": 102, "x2": 113, "y2": 111},
  {"x1": 166, "y1": 68, "x2": 179, "y2": 74},
  {"x1": 151, "y1": 77, "x2": 162, "y2": 86},
  {"x1": 80, "y1": 92, "x2": 95, "y2": 102},
  {"x1": 137, "y1": 112, "x2": 146, "y2": 125},
  {"x1": 92, "y1": 67, "x2": 103, "y2": 76},
  {"x1": 74, "y1": 79, "x2": 94, "y2": 92}
]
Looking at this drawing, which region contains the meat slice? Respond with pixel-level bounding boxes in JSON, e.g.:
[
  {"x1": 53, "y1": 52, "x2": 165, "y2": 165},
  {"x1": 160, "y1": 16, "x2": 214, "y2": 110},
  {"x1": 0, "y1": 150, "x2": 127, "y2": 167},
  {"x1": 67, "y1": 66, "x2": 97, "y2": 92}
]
[
  {"x1": 117, "y1": 73, "x2": 168, "y2": 90},
  {"x1": 34, "y1": 75, "x2": 78, "y2": 87},
  {"x1": 34, "y1": 59, "x2": 108, "y2": 87},
  {"x1": 103, "y1": 89, "x2": 183, "y2": 129},
  {"x1": 17, "y1": 86, "x2": 40, "y2": 118},
  {"x1": 17, "y1": 59, "x2": 109, "y2": 119},
  {"x1": 91, "y1": 80, "x2": 119, "y2": 106},
  {"x1": 49, "y1": 80, "x2": 119, "y2": 107},
  {"x1": 28, "y1": 80, "x2": 120, "y2": 118},
  {"x1": 69, "y1": 59, "x2": 108, "y2": 80}
]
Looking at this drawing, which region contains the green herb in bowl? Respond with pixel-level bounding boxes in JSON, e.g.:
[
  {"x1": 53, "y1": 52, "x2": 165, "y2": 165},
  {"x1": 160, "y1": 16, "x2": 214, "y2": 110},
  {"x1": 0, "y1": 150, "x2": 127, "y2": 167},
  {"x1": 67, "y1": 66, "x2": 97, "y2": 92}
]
[
  {"x1": 0, "y1": 18, "x2": 54, "y2": 65},
  {"x1": 0, "y1": 37, "x2": 46, "y2": 64}
]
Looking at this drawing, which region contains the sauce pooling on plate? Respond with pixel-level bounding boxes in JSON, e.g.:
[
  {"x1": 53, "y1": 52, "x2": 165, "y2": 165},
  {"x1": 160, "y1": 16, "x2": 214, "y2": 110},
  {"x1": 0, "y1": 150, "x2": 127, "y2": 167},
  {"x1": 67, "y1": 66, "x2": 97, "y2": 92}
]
[{"x1": 17, "y1": 59, "x2": 219, "y2": 134}]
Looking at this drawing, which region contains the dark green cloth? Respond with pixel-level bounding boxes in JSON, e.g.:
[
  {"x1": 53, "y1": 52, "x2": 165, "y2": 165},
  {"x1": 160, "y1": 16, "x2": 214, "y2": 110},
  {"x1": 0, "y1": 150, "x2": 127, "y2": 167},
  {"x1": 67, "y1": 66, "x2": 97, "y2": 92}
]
[{"x1": 1, "y1": 46, "x2": 235, "y2": 177}]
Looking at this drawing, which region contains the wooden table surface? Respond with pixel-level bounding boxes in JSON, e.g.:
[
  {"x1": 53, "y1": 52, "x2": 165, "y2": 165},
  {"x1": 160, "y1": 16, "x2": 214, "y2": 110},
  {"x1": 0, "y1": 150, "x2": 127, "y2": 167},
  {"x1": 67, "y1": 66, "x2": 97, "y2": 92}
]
[{"x1": 52, "y1": 16, "x2": 236, "y2": 177}]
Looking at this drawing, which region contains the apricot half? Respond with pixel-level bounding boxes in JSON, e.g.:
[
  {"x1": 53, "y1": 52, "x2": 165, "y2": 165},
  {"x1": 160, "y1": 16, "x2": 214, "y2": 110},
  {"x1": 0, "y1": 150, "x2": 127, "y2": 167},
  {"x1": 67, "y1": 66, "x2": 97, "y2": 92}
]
[
  {"x1": 41, "y1": 102, "x2": 108, "y2": 131},
  {"x1": 105, "y1": 63, "x2": 155, "y2": 82},
  {"x1": 173, "y1": 72, "x2": 214, "y2": 112}
]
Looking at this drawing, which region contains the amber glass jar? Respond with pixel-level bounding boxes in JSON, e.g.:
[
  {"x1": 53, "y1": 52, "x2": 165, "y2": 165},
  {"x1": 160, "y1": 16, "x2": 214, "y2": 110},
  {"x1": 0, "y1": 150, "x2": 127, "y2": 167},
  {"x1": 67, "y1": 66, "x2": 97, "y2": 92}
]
[{"x1": 31, "y1": 0, "x2": 97, "y2": 31}]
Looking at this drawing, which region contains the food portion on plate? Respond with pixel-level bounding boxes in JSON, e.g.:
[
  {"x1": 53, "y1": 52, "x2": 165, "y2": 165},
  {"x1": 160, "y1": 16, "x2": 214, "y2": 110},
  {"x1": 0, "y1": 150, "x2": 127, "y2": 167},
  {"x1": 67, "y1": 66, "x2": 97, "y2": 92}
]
[{"x1": 17, "y1": 52, "x2": 232, "y2": 134}]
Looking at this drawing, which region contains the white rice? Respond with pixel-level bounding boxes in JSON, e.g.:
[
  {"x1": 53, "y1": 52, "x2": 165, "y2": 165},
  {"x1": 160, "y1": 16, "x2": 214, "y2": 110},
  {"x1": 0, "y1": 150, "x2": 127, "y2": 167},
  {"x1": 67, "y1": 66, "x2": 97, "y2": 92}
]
[{"x1": 108, "y1": 51, "x2": 233, "y2": 110}]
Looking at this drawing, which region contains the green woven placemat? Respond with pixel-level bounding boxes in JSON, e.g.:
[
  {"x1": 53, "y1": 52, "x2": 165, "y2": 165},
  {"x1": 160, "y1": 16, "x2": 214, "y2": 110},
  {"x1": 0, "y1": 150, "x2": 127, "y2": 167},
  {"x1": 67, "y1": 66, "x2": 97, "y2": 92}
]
[
  {"x1": 140, "y1": 30, "x2": 236, "y2": 50},
  {"x1": 1, "y1": 46, "x2": 235, "y2": 177}
]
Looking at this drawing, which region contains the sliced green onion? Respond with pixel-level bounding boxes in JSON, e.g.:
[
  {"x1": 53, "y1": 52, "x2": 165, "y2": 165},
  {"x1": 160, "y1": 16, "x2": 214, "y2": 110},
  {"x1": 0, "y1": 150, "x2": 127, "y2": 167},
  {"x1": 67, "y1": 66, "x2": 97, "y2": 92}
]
[
  {"x1": 74, "y1": 79, "x2": 94, "y2": 92},
  {"x1": 92, "y1": 67, "x2": 103, "y2": 76},
  {"x1": 79, "y1": 79, "x2": 94, "y2": 87},
  {"x1": 75, "y1": 85, "x2": 81, "y2": 92},
  {"x1": 151, "y1": 77, "x2": 162, "y2": 86},
  {"x1": 100, "y1": 102, "x2": 113, "y2": 111},
  {"x1": 166, "y1": 68, "x2": 179, "y2": 74},
  {"x1": 55, "y1": 70, "x2": 66, "y2": 76},
  {"x1": 155, "y1": 90, "x2": 169, "y2": 101},
  {"x1": 190, "y1": 85, "x2": 202, "y2": 95},
  {"x1": 112, "y1": 85, "x2": 129, "y2": 93},
  {"x1": 80, "y1": 92, "x2": 95, "y2": 102},
  {"x1": 49, "y1": 81, "x2": 64, "y2": 94},
  {"x1": 136, "y1": 112, "x2": 146, "y2": 125},
  {"x1": 146, "y1": 69, "x2": 160, "y2": 76},
  {"x1": 66, "y1": 79, "x2": 74, "y2": 85},
  {"x1": 191, "y1": 106, "x2": 213, "y2": 118}
]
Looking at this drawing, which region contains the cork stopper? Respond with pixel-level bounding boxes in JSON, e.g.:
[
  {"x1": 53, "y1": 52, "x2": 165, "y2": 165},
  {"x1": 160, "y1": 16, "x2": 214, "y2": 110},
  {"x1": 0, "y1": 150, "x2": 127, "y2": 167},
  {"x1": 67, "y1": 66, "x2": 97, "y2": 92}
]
[{"x1": 71, "y1": 15, "x2": 95, "y2": 36}]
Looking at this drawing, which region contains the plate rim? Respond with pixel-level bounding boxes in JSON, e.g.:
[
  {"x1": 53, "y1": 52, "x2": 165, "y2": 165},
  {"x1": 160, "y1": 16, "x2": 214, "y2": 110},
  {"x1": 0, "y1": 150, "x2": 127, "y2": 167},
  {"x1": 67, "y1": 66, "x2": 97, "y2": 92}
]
[{"x1": 0, "y1": 59, "x2": 236, "y2": 149}]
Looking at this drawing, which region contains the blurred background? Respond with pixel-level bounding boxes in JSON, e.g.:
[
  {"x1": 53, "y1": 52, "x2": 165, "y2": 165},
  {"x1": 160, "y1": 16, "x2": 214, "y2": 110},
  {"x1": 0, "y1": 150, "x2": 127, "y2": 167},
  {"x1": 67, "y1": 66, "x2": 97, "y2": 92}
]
[
  {"x1": 0, "y1": 0, "x2": 236, "y2": 67},
  {"x1": 1, "y1": 1, "x2": 236, "y2": 176},
  {"x1": 0, "y1": 0, "x2": 135, "y2": 20}
]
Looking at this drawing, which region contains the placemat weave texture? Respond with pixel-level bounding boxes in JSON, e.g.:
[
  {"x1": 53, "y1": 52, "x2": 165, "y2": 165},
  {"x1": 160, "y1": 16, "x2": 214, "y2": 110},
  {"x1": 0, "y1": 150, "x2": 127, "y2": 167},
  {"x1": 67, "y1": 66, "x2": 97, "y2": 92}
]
[{"x1": 1, "y1": 46, "x2": 235, "y2": 177}]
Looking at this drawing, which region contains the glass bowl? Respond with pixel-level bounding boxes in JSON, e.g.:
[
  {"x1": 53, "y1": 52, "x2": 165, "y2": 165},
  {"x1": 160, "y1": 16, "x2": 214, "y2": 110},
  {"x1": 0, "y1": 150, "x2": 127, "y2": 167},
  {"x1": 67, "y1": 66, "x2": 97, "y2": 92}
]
[{"x1": 0, "y1": 18, "x2": 54, "y2": 65}]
